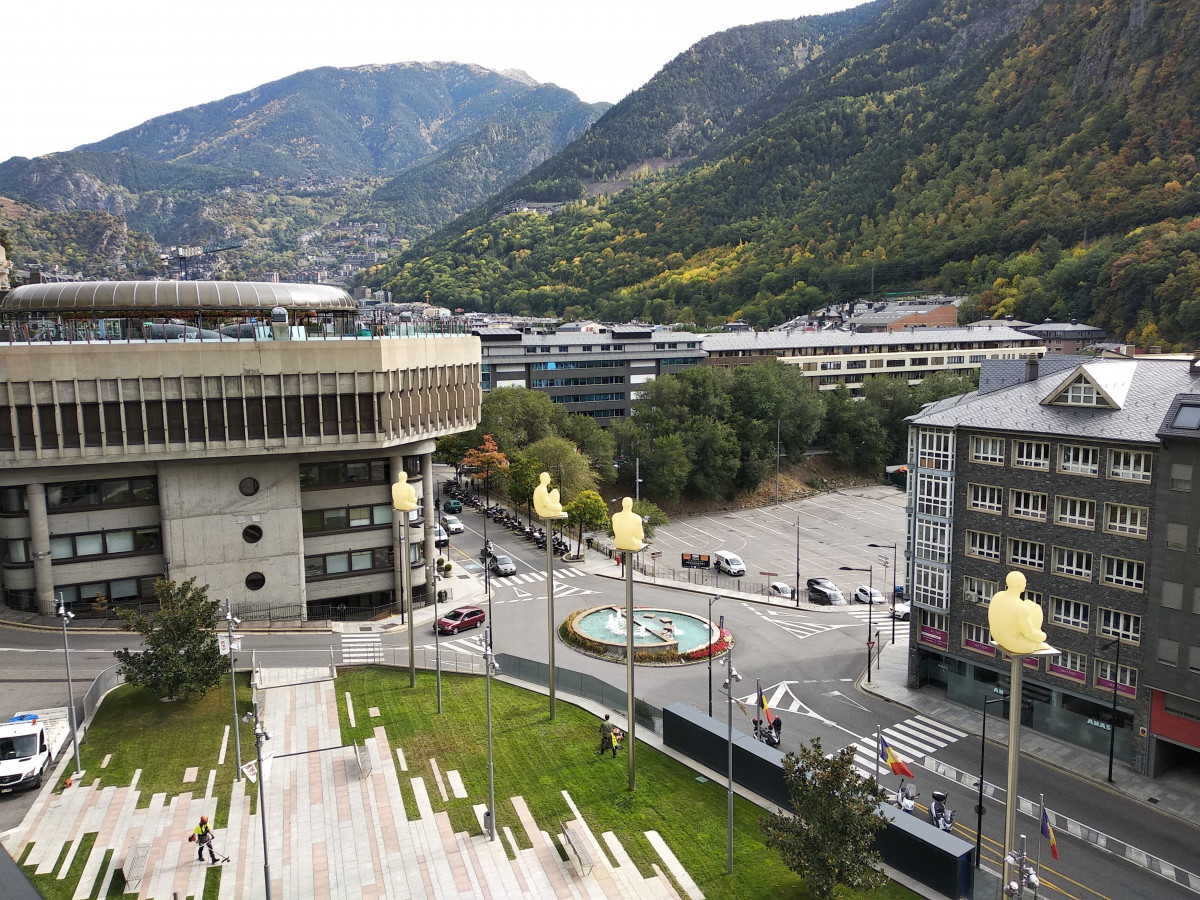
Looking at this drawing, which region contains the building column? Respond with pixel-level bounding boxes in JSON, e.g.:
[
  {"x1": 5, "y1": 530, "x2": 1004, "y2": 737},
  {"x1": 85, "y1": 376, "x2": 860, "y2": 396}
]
[
  {"x1": 26, "y1": 484, "x2": 56, "y2": 616},
  {"x1": 421, "y1": 453, "x2": 435, "y2": 602}
]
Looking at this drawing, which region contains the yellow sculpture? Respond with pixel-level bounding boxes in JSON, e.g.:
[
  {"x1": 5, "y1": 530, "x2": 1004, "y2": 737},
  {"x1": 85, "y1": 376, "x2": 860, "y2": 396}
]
[
  {"x1": 987, "y1": 570, "x2": 1054, "y2": 655},
  {"x1": 391, "y1": 472, "x2": 418, "y2": 512},
  {"x1": 533, "y1": 471, "x2": 566, "y2": 519},
  {"x1": 611, "y1": 497, "x2": 644, "y2": 552}
]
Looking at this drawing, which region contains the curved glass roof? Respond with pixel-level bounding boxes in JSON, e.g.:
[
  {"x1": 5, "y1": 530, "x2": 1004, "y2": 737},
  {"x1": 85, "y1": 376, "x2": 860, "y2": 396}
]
[{"x1": 1, "y1": 281, "x2": 357, "y2": 312}]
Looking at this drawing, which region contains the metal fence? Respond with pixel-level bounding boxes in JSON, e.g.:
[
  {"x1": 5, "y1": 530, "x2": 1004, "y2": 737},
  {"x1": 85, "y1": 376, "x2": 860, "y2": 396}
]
[
  {"x1": 81, "y1": 664, "x2": 125, "y2": 724},
  {"x1": 587, "y1": 537, "x2": 783, "y2": 599}
]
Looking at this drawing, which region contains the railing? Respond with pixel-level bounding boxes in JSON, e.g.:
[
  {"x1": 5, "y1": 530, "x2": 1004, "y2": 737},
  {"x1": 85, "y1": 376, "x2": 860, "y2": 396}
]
[{"x1": 81, "y1": 664, "x2": 125, "y2": 723}]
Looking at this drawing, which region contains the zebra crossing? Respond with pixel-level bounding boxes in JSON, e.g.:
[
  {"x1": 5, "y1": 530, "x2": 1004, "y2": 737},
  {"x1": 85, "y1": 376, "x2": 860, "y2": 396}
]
[
  {"x1": 418, "y1": 634, "x2": 486, "y2": 656},
  {"x1": 491, "y1": 566, "x2": 588, "y2": 586},
  {"x1": 340, "y1": 633, "x2": 384, "y2": 665},
  {"x1": 841, "y1": 604, "x2": 894, "y2": 622},
  {"x1": 845, "y1": 714, "x2": 968, "y2": 782},
  {"x1": 751, "y1": 606, "x2": 853, "y2": 640}
]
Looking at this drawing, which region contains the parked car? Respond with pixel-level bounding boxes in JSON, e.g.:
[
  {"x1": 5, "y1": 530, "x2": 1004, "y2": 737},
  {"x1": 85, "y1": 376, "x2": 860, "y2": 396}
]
[
  {"x1": 768, "y1": 582, "x2": 794, "y2": 600},
  {"x1": 443, "y1": 498, "x2": 462, "y2": 513},
  {"x1": 434, "y1": 524, "x2": 449, "y2": 547},
  {"x1": 891, "y1": 601, "x2": 911, "y2": 621},
  {"x1": 806, "y1": 577, "x2": 847, "y2": 605},
  {"x1": 853, "y1": 584, "x2": 887, "y2": 604},
  {"x1": 441, "y1": 514, "x2": 464, "y2": 534},
  {"x1": 436, "y1": 605, "x2": 485, "y2": 635},
  {"x1": 489, "y1": 554, "x2": 516, "y2": 576},
  {"x1": 714, "y1": 550, "x2": 747, "y2": 576}
]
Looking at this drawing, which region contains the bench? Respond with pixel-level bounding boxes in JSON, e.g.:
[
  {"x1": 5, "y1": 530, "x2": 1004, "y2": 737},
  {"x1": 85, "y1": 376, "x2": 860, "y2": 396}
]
[
  {"x1": 122, "y1": 840, "x2": 153, "y2": 890},
  {"x1": 559, "y1": 820, "x2": 594, "y2": 876}
]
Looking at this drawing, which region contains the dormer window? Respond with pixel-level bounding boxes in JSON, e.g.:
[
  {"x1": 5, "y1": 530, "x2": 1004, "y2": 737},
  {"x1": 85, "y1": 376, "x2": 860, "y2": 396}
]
[{"x1": 1063, "y1": 380, "x2": 1108, "y2": 407}]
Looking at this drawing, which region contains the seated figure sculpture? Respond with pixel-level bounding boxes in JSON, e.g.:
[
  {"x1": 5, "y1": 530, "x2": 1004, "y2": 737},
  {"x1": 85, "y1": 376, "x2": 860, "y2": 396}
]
[
  {"x1": 391, "y1": 471, "x2": 418, "y2": 512},
  {"x1": 611, "y1": 496, "x2": 644, "y2": 552},
  {"x1": 987, "y1": 570, "x2": 1054, "y2": 655},
  {"x1": 533, "y1": 471, "x2": 566, "y2": 518}
]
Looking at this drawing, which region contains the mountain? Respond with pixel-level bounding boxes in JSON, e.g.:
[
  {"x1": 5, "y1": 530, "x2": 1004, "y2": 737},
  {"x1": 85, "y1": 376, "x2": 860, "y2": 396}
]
[{"x1": 369, "y1": 0, "x2": 1200, "y2": 349}]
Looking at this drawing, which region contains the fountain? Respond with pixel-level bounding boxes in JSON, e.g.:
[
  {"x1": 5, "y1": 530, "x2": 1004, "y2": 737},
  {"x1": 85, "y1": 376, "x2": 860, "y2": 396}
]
[{"x1": 565, "y1": 605, "x2": 726, "y2": 664}]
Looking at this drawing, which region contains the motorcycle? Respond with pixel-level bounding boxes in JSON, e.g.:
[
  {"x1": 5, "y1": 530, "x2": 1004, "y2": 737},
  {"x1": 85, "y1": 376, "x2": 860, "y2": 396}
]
[
  {"x1": 929, "y1": 790, "x2": 955, "y2": 831},
  {"x1": 753, "y1": 718, "x2": 781, "y2": 748},
  {"x1": 894, "y1": 779, "x2": 918, "y2": 814}
]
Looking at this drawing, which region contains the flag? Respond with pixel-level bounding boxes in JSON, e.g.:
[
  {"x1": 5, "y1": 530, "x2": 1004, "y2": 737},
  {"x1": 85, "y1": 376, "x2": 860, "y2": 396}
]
[
  {"x1": 879, "y1": 735, "x2": 915, "y2": 778},
  {"x1": 1041, "y1": 807, "x2": 1059, "y2": 860},
  {"x1": 756, "y1": 679, "x2": 775, "y2": 726}
]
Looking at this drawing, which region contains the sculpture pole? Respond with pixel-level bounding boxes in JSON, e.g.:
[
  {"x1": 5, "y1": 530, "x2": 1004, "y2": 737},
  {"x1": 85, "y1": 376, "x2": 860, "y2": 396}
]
[
  {"x1": 534, "y1": 472, "x2": 569, "y2": 722},
  {"x1": 1003, "y1": 652, "x2": 1023, "y2": 891},
  {"x1": 610, "y1": 496, "x2": 644, "y2": 793},
  {"x1": 392, "y1": 474, "x2": 419, "y2": 688}
]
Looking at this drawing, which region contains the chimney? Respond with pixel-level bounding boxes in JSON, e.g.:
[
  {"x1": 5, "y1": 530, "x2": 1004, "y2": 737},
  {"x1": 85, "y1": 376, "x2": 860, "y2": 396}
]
[{"x1": 1025, "y1": 354, "x2": 1040, "y2": 383}]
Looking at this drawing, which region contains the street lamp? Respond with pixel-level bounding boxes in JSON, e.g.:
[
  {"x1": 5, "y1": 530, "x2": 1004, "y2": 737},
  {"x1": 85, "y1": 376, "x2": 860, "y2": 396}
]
[
  {"x1": 56, "y1": 598, "x2": 83, "y2": 779},
  {"x1": 223, "y1": 600, "x2": 243, "y2": 780},
  {"x1": 483, "y1": 627, "x2": 499, "y2": 841},
  {"x1": 1002, "y1": 835, "x2": 1040, "y2": 897},
  {"x1": 1102, "y1": 636, "x2": 1123, "y2": 783},
  {"x1": 707, "y1": 596, "x2": 722, "y2": 717},
  {"x1": 868, "y1": 542, "x2": 898, "y2": 644},
  {"x1": 976, "y1": 692, "x2": 1008, "y2": 868},
  {"x1": 840, "y1": 565, "x2": 874, "y2": 683},
  {"x1": 250, "y1": 701, "x2": 272, "y2": 900},
  {"x1": 793, "y1": 517, "x2": 801, "y2": 608},
  {"x1": 393, "y1": 475, "x2": 418, "y2": 689},
  {"x1": 721, "y1": 649, "x2": 742, "y2": 874}
]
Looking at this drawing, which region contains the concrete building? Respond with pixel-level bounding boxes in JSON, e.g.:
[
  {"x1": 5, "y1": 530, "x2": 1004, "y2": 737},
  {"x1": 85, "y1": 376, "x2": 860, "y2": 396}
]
[
  {"x1": 904, "y1": 355, "x2": 1200, "y2": 775},
  {"x1": 702, "y1": 326, "x2": 1044, "y2": 394},
  {"x1": 475, "y1": 323, "x2": 705, "y2": 422},
  {"x1": 1018, "y1": 320, "x2": 1109, "y2": 354},
  {"x1": 0, "y1": 281, "x2": 480, "y2": 621}
]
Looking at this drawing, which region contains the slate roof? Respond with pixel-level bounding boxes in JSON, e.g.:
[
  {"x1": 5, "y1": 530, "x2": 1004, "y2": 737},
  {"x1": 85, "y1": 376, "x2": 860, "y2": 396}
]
[
  {"x1": 977, "y1": 354, "x2": 1080, "y2": 395},
  {"x1": 702, "y1": 325, "x2": 1037, "y2": 352},
  {"x1": 910, "y1": 358, "x2": 1200, "y2": 444},
  {"x1": 1158, "y1": 393, "x2": 1200, "y2": 440}
]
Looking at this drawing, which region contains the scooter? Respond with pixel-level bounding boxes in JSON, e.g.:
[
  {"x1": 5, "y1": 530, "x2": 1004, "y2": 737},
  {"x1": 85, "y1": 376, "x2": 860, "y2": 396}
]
[
  {"x1": 929, "y1": 790, "x2": 955, "y2": 831},
  {"x1": 752, "y1": 719, "x2": 781, "y2": 748},
  {"x1": 894, "y1": 779, "x2": 918, "y2": 814}
]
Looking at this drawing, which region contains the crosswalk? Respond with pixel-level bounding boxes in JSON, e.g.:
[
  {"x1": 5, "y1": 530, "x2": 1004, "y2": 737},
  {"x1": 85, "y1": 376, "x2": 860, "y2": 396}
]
[
  {"x1": 490, "y1": 566, "x2": 588, "y2": 586},
  {"x1": 340, "y1": 633, "x2": 383, "y2": 665},
  {"x1": 841, "y1": 604, "x2": 892, "y2": 621},
  {"x1": 418, "y1": 634, "x2": 486, "y2": 656},
  {"x1": 750, "y1": 606, "x2": 853, "y2": 641},
  {"x1": 844, "y1": 715, "x2": 968, "y2": 782}
]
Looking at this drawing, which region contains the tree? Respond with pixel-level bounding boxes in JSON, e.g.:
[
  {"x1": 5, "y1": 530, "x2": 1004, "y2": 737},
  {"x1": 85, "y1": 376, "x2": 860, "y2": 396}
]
[
  {"x1": 113, "y1": 578, "x2": 226, "y2": 701},
  {"x1": 461, "y1": 434, "x2": 510, "y2": 495},
  {"x1": 631, "y1": 499, "x2": 668, "y2": 539},
  {"x1": 761, "y1": 737, "x2": 888, "y2": 900},
  {"x1": 644, "y1": 433, "x2": 691, "y2": 501},
  {"x1": 505, "y1": 454, "x2": 541, "y2": 522},
  {"x1": 525, "y1": 435, "x2": 597, "y2": 501},
  {"x1": 476, "y1": 387, "x2": 568, "y2": 453},
  {"x1": 565, "y1": 489, "x2": 610, "y2": 554}
]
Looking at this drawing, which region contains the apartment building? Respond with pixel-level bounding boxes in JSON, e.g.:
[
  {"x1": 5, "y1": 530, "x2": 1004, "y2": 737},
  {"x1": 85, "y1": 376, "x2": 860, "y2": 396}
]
[
  {"x1": 904, "y1": 355, "x2": 1200, "y2": 775},
  {"x1": 0, "y1": 281, "x2": 480, "y2": 621}
]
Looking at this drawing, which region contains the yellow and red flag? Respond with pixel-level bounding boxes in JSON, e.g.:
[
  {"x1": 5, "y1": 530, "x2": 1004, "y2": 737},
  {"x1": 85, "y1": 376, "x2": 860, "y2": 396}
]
[
  {"x1": 1041, "y1": 807, "x2": 1059, "y2": 860},
  {"x1": 756, "y1": 679, "x2": 775, "y2": 726},
  {"x1": 879, "y1": 735, "x2": 915, "y2": 778}
]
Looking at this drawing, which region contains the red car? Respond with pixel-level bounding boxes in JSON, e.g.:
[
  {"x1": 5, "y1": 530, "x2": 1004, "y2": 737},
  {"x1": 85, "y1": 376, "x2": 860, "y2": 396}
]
[{"x1": 436, "y1": 605, "x2": 485, "y2": 635}]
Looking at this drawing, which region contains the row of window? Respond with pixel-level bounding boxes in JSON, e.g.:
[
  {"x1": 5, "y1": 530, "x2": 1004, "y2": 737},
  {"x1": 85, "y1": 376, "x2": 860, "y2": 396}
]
[
  {"x1": 961, "y1": 575, "x2": 1142, "y2": 640},
  {"x1": 305, "y1": 546, "x2": 396, "y2": 579},
  {"x1": 4, "y1": 528, "x2": 162, "y2": 565},
  {"x1": 550, "y1": 392, "x2": 626, "y2": 403},
  {"x1": 970, "y1": 436, "x2": 1154, "y2": 482},
  {"x1": 963, "y1": 532, "x2": 1146, "y2": 590},
  {"x1": 529, "y1": 361, "x2": 621, "y2": 370},
  {"x1": 1, "y1": 477, "x2": 160, "y2": 516},
  {"x1": 299, "y1": 459, "x2": 391, "y2": 489},
  {"x1": 524, "y1": 343, "x2": 629, "y2": 354},
  {"x1": 530, "y1": 376, "x2": 625, "y2": 388},
  {"x1": 1156, "y1": 639, "x2": 1200, "y2": 674},
  {"x1": 961, "y1": 623, "x2": 1139, "y2": 692}
]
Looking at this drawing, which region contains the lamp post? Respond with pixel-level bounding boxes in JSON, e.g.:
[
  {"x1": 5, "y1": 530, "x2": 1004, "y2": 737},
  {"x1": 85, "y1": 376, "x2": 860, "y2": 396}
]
[
  {"x1": 483, "y1": 627, "x2": 498, "y2": 841},
  {"x1": 56, "y1": 598, "x2": 83, "y2": 778},
  {"x1": 1102, "y1": 636, "x2": 1123, "y2": 783},
  {"x1": 840, "y1": 565, "x2": 874, "y2": 683},
  {"x1": 223, "y1": 600, "x2": 243, "y2": 780},
  {"x1": 794, "y1": 517, "x2": 801, "y2": 608},
  {"x1": 721, "y1": 648, "x2": 741, "y2": 874},
  {"x1": 707, "y1": 596, "x2": 722, "y2": 717},
  {"x1": 976, "y1": 693, "x2": 1008, "y2": 867},
  {"x1": 249, "y1": 702, "x2": 272, "y2": 900},
  {"x1": 868, "y1": 542, "x2": 898, "y2": 644},
  {"x1": 392, "y1": 475, "x2": 418, "y2": 689}
]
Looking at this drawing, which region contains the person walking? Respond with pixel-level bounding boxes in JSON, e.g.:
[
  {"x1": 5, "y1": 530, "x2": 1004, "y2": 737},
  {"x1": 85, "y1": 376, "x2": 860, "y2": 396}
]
[
  {"x1": 193, "y1": 815, "x2": 219, "y2": 864},
  {"x1": 599, "y1": 714, "x2": 616, "y2": 757}
]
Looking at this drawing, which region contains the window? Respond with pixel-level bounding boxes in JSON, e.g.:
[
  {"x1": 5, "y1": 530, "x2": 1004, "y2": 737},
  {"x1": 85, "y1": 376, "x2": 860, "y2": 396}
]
[
  {"x1": 303, "y1": 504, "x2": 393, "y2": 534},
  {"x1": 948, "y1": 355, "x2": 965, "y2": 364},
  {"x1": 915, "y1": 521, "x2": 950, "y2": 563},
  {"x1": 917, "y1": 473, "x2": 953, "y2": 517},
  {"x1": 1108, "y1": 449, "x2": 1152, "y2": 482},
  {"x1": 1064, "y1": 380, "x2": 1106, "y2": 406},
  {"x1": 43, "y1": 528, "x2": 161, "y2": 561},
  {"x1": 1190, "y1": 647, "x2": 1200, "y2": 675},
  {"x1": 1095, "y1": 659, "x2": 1137, "y2": 695},
  {"x1": 1055, "y1": 496, "x2": 1096, "y2": 529},
  {"x1": 963, "y1": 622, "x2": 993, "y2": 654},
  {"x1": 919, "y1": 609, "x2": 948, "y2": 642},
  {"x1": 1099, "y1": 609, "x2": 1141, "y2": 643},
  {"x1": 1008, "y1": 538, "x2": 1045, "y2": 570},
  {"x1": 968, "y1": 483, "x2": 1003, "y2": 514},
  {"x1": 1170, "y1": 463, "x2": 1193, "y2": 492},
  {"x1": 1166, "y1": 523, "x2": 1188, "y2": 551},
  {"x1": 1059, "y1": 444, "x2": 1099, "y2": 475},
  {"x1": 967, "y1": 530, "x2": 1001, "y2": 560},
  {"x1": 1050, "y1": 596, "x2": 1089, "y2": 631},
  {"x1": 964, "y1": 576, "x2": 998, "y2": 605},
  {"x1": 1053, "y1": 546, "x2": 1093, "y2": 580},
  {"x1": 1013, "y1": 440, "x2": 1050, "y2": 470},
  {"x1": 239, "y1": 477, "x2": 260, "y2": 496},
  {"x1": 1101, "y1": 556, "x2": 1145, "y2": 591},
  {"x1": 1049, "y1": 650, "x2": 1087, "y2": 682},
  {"x1": 1104, "y1": 503, "x2": 1149, "y2": 537},
  {"x1": 912, "y1": 564, "x2": 949, "y2": 610},
  {"x1": 1009, "y1": 490, "x2": 1047, "y2": 521},
  {"x1": 1158, "y1": 639, "x2": 1179, "y2": 666},
  {"x1": 917, "y1": 429, "x2": 954, "y2": 470},
  {"x1": 245, "y1": 572, "x2": 266, "y2": 591},
  {"x1": 46, "y1": 477, "x2": 158, "y2": 510},
  {"x1": 299, "y1": 459, "x2": 389, "y2": 489},
  {"x1": 971, "y1": 435, "x2": 1005, "y2": 465},
  {"x1": 1161, "y1": 582, "x2": 1183, "y2": 610}
]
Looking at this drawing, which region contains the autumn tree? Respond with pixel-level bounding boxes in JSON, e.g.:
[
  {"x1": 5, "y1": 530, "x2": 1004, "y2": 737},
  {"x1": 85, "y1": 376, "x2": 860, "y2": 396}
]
[{"x1": 461, "y1": 434, "x2": 510, "y2": 500}]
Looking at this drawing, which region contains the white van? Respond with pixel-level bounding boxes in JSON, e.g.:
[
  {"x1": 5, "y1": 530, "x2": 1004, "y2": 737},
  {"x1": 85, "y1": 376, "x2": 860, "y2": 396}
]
[{"x1": 714, "y1": 550, "x2": 746, "y2": 576}]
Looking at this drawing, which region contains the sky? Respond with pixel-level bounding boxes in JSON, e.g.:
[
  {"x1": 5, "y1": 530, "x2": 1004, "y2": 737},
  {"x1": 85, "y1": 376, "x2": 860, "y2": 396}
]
[{"x1": 3, "y1": 0, "x2": 865, "y2": 165}]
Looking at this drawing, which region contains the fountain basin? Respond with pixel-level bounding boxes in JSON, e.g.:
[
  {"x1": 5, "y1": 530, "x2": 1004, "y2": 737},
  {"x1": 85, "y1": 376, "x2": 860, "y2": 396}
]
[{"x1": 563, "y1": 605, "x2": 727, "y2": 664}]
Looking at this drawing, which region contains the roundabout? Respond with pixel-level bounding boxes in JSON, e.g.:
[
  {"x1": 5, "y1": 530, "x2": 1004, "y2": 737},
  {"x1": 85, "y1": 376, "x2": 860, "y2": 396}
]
[{"x1": 560, "y1": 604, "x2": 731, "y2": 664}]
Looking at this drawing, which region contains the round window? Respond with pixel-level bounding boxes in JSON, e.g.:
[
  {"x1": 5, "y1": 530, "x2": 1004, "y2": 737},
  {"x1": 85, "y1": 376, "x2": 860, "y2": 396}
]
[
  {"x1": 239, "y1": 477, "x2": 260, "y2": 497},
  {"x1": 242, "y1": 524, "x2": 263, "y2": 544},
  {"x1": 245, "y1": 572, "x2": 266, "y2": 591}
]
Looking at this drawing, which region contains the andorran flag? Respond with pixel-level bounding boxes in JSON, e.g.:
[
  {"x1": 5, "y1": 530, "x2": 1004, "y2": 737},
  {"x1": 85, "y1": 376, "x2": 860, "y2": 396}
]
[
  {"x1": 879, "y1": 735, "x2": 915, "y2": 778},
  {"x1": 1041, "y1": 807, "x2": 1059, "y2": 860},
  {"x1": 756, "y1": 679, "x2": 775, "y2": 726}
]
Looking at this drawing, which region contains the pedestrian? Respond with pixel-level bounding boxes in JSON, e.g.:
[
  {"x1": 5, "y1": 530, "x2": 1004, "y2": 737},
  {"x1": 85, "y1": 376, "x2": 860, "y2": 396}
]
[
  {"x1": 192, "y1": 815, "x2": 218, "y2": 864},
  {"x1": 599, "y1": 714, "x2": 616, "y2": 757}
]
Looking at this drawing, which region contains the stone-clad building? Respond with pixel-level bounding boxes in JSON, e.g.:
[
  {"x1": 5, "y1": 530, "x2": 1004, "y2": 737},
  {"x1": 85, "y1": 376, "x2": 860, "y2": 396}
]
[
  {"x1": 0, "y1": 281, "x2": 480, "y2": 621},
  {"x1": 905, "y1": 354, "x2": 1200, "y2": 775}
]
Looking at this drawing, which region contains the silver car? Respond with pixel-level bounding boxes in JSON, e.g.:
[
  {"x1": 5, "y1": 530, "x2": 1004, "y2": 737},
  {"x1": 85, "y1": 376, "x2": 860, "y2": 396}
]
[{"x1": 489, "y1": 554, "x2": 516, "y2": 576}]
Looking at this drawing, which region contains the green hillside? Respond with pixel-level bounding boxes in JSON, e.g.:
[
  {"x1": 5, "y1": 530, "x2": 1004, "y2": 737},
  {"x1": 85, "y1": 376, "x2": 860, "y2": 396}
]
[{"x1": 370, "y1": 0, "x2": 1200, "y2": 348}]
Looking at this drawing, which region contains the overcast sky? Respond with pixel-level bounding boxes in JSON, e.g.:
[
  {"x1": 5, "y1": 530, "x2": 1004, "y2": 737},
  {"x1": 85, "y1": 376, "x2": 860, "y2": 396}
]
[{"x1": 3, "y1": 0, "x2": 865, "y2": 164}]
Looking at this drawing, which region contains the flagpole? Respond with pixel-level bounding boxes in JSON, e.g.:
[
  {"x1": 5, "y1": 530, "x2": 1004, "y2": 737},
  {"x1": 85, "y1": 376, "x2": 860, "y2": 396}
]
[
  {"x1": 875, "y1": 726, "x2": 881, "y2": 784},
  {"x1": 1035, "y1": 793, "x2": 1044, "y2": 899}
]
